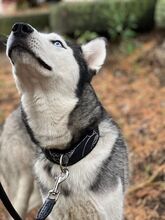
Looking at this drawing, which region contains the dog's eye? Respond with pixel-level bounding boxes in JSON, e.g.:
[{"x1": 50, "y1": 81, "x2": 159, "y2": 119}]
[{"x1": 51, "y1": 40, "x2": 63, "y2": 48}]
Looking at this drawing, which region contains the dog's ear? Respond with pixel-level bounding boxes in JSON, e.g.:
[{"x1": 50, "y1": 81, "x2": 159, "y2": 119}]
[{"x1": 81, "y1": 38, "x2": 106, "y2": 73}]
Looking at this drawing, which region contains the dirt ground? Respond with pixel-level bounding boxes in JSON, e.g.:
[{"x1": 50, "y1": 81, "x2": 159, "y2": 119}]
[{"x1": 0, "y1": 31, "x2": 165, "y2": 220}]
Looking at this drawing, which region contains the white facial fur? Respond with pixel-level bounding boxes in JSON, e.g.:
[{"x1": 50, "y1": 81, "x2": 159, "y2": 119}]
[
  {"x1": 7, "y1": 28, "x2": 80, "y2": 94},
  {"x1": 7, "y1": 28, "x2": 106, "y2": 93}
]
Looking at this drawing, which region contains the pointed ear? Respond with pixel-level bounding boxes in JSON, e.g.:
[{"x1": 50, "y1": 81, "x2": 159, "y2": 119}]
[{"x1": 81, "y1": 38, "x2": 106, "y2": 72}]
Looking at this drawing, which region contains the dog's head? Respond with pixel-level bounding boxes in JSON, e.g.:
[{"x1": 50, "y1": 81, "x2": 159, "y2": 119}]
[{"x1": 7, "y1": 23, "x2": 106, "y2": 95}]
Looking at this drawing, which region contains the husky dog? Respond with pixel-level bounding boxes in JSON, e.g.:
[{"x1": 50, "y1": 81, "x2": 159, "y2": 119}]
[{"x1": 4, "y1": 23, "x2": 129, "y2": 220}]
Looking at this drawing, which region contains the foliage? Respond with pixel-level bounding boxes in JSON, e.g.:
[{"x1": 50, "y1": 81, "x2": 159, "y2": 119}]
[
  {"x1": 50, "y1": 0, "x2": 157, "y2": 40},
  {"x1": 0, "y1": 12, "x2": 49, "y2": 35},
  {"x1": 0, "y1": 0, "x2": 158, "y2": 39},
  {"x1": 120, "y1": 39, "x2": 139, "y2": 55},
  {"x1": 74, "y1": 30, "x2": 98, "y2": 44},
  {"x1": 155, "y1": 0, "x2": 165, "y2": 28}
]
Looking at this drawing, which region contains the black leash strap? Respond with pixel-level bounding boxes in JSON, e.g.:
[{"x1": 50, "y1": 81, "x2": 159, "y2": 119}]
[
  {"x1": 0, "y1": 182, "x2": 22, "y2": 220},
  {"x1": 36, "y1": 197, "x2": 56, "y2": 220}
]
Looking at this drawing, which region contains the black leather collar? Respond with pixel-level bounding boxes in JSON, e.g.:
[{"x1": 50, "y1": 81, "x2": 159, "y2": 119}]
[
  {"x1": 21, "y1": 104, "x2": 100, "y2": 166},
  {"x1": 41, "y1": 127, "x2": 100, "y2": 166}
]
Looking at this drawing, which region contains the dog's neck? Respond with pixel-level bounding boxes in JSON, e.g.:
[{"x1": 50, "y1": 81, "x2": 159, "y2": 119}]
[
  {"x1": 20, "y1": 74, "x2": 78, "y2": 150},
  {"x1": 18, "y1": 68, "x2": 102, "y2": 150}
]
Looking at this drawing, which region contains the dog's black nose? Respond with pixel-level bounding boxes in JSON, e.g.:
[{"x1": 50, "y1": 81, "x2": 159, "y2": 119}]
[{"x1": 12, "y1": 23, "x2": 34, "y2": 37}]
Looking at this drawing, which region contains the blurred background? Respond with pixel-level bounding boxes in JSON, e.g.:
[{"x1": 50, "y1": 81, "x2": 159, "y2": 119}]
[{"x1": 0, "y1": 0, "x2": 165, "y2": 219}]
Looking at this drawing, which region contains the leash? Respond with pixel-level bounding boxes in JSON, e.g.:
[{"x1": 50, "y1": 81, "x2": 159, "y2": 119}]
[
  {"x1": 0, "y1": 182, "x2": 22, "y2": 220},
  {"x1": 36, "y1": 155, "x2": 69, "y2": 220}
]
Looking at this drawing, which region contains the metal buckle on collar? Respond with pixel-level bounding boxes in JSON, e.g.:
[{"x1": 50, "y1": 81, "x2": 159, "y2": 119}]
[{"x1": 36, "y1": 155, "x2": 69, "y2": 220}]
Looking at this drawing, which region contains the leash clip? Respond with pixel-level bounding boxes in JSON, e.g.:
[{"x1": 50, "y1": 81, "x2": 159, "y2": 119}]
[
  {"x1": 48, "y1": 167, "x2": 69, "y2": 201},
  {"x1": 36, "y1": 155, "x2": 69, "y2": 220}
]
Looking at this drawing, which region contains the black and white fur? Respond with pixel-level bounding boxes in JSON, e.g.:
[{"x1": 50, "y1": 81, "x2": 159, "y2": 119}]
[{"x1": 5, "y1": 23, "x2": 129, "y2": 219}]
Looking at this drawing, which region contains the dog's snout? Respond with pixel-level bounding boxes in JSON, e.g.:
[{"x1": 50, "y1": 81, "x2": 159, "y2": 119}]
[{"x1": 12, "y1": 23, "x2": 34, "y2": 37}]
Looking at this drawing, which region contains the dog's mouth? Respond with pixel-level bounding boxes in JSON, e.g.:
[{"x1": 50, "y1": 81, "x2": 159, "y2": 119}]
[{"x1": 8, "y1": 44, "x2": 52, "y2": 71}]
